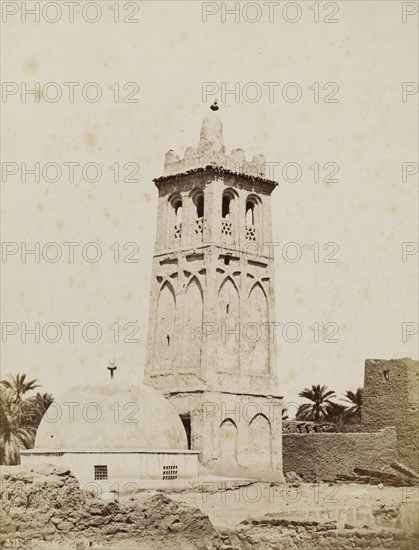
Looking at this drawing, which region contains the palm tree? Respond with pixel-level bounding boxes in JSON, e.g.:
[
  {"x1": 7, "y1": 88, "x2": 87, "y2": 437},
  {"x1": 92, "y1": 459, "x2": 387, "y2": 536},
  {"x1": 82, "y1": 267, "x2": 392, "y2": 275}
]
[
  {"x1": 296, "y1": 384, "x2": 336, "y2": 421},
  {"x1": 24, "y1": 392, "x2": 54, "y2": 428},
  {"x1": 0, "y1": 386, "x2": 35, "y2": 465},
  {"x1": 0, "y1": 374, "x2": 40, "y2": 401},
  {"x1": 343, "y1": 388, "x2": 363, "y2": 422},
  {"x1": 0, "y1": 374, "x2": 53, "y2": 465},
  {"x1": 325, "y1": 402, "x2": 347, "y2": 428}
]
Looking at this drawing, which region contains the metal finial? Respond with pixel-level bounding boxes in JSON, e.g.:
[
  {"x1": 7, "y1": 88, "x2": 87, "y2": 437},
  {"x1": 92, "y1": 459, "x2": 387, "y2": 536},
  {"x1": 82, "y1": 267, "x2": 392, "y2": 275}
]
[
  {"x1": 210, "y1": 100, "x2": 219, "y2": 111},
  {"x1": 107, "y1": 360, "x2": 117, "y2": 380}
]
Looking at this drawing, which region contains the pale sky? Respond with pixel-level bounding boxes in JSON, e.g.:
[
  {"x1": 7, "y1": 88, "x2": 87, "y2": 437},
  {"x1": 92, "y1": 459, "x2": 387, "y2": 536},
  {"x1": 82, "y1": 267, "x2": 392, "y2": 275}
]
[{"x1": 1, "y1": 1, "x2": 418, "y2": 408}]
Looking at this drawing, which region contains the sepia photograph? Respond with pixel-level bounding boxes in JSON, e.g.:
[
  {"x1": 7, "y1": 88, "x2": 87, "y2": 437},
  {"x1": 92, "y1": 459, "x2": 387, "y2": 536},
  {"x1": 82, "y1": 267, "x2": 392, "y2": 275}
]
[{"x1": 1, "y1": 1, "x2": 418, "y2": 548}]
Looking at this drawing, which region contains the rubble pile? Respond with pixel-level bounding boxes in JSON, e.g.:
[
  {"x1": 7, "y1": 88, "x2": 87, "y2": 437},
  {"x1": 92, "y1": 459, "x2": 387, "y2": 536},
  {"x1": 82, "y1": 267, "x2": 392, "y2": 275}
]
[
  {"x1": 0, "y1": 465, "x2": 221, "y2": 549},
  {"x1": 1, "y1": 464, "x2": 417, "y2": 549},
  {"x1": 335, "y1": 461, "x2": 419, "y2": 487}
]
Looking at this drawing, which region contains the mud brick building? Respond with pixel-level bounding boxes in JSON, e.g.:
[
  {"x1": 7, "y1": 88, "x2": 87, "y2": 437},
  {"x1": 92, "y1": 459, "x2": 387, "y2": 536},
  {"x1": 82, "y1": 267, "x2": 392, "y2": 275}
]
[{"x1": 362, "y1": 357, "x2": 419, "y2": 472}]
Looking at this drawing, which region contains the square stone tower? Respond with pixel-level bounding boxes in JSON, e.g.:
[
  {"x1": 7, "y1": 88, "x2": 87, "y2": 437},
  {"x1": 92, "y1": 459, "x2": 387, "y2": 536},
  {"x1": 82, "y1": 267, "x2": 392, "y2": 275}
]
[
  {"x1": 362, "y1": 358, "x2": 419, "y2": 473},
  {"x1": 144, "y1": 104, "x2": 284, "y2": 480}
]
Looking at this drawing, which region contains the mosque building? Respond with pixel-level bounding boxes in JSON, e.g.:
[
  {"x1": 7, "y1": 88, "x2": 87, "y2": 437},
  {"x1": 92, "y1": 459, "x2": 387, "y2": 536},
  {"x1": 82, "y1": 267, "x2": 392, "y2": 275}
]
[{"x1": 21, "y1": 104, "x2": 284, "y2": 484}]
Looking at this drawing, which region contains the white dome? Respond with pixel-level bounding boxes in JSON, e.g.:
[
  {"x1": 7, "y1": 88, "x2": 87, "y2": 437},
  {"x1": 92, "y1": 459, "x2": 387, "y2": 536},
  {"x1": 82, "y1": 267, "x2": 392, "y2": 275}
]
[{"x1": 35, "y1": 384, "x2": 188, "y2": 451}]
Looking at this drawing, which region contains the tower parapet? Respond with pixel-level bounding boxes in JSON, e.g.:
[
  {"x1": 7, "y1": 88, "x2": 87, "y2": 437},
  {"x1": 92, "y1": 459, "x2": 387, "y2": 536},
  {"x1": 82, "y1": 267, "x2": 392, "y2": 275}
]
[{"x1": 164, "y1": 103, "x2": 267, "y2": 178}]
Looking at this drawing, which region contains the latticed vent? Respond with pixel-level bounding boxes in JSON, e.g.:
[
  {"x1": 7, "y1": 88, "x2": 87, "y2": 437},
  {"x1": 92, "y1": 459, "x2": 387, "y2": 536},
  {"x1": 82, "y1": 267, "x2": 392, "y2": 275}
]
[
  {"x1": 195, "y1": 217, "x2": 203, "y2": 235},
  {"x1": 94, "y1": 465, "x2": 108, "y2": 480},
  {"x1": 162, "y1": 465, "x2": 178, "y2": 480},
  {"x1": 174, "y1": 223, "x2": 182, "y2": 240},
  {"x1": 221, "y1": 219, "x2": 232, "y2": 236},
  {"x1": 246, "y1": 225, "x2": 256, "y2": 241}
]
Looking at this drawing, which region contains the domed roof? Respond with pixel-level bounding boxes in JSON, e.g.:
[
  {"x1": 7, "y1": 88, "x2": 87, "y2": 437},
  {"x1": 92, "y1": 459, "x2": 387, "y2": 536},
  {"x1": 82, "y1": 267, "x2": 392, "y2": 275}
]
[{"x1": 35, "y1": 384, "x2": 187, "y2": 451}]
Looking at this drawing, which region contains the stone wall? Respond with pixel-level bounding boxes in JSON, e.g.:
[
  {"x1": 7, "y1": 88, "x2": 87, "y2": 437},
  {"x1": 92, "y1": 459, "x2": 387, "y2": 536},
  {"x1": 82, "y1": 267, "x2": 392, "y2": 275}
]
[
  {"x1": 282, "y1": 427, "x2": 397, "y2": 481},
  {"x1": 362, "y1": 358, "x2": 419, "y2": 473},
  {"x1": 282, "y1": 421, "x2": 363, "y2": 434},
  {"x1": 282, "y1": 421, "x2": 336, "y2": 434}
]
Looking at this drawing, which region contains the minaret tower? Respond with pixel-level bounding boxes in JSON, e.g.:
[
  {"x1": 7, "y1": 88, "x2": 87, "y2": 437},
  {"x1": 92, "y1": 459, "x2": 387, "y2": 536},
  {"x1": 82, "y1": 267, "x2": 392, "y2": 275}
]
[{"x1": 144, "y1": 104, "x2": 284, "y2": 480}]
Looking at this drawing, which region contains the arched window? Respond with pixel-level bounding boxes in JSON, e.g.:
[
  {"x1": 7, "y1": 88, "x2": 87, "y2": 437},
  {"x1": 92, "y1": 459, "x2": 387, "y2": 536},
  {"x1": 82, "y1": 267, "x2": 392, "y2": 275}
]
[
  {"x1": 174, "y1": 200, "x2": 182, "y2": 225},
  {"x1": 222, "y1": 195, "x2": 231, "y2": 220},
  {"x1": 168, "y1": 194, "x2": 183, "y2": 243},
  {"x1": 196, "y1": 194, "x2": 204, "y2": 218},
  {"x1": 246, "y1": 201, "x2": 255, "y2": 226},
  {"x1": 245, "y1": 196, "x2": 260, "y2": 242},
  {"x1": 221, "y1": 190, "x2": 237, "y2": 238},
  {"x1": 191, "y1": 190, "x2": 204, "y2": 239}
]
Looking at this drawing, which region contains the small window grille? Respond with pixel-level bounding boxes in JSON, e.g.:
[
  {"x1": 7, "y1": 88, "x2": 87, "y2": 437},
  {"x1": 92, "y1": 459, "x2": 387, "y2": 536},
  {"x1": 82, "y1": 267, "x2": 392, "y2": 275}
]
[
  {"x1": 195, "y1": 217, "x2": 203, "y2": 235},
  {"x1": 94, "y1": 465, "x2": 108, "y2": 480},
  {"x1": 174, "y1": 223, "x2": 182, "y2": 239},
  {"x1": 245, "y1": 225, "x2": 256, "y2": 241},
  {"x1": 162, "y1": 465, "x2": 178, "y2": 480},
  {"x1": 222, "y1": 219, "x2": 232, "y2": 236}
]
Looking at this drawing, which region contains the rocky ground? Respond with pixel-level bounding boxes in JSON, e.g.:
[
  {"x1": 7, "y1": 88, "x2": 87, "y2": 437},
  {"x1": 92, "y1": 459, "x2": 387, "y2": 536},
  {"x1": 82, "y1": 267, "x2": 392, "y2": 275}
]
[
  {"x1": 1, "y1": 465, "x2": 417, "y2": 550},
  {"x1": 168, "y1": 479, "x2": 418, "y2": 529}
]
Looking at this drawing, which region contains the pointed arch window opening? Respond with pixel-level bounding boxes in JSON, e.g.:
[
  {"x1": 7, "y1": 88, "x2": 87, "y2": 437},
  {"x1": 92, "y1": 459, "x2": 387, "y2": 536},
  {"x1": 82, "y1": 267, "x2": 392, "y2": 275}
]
[
  {"x1": 222, "y1": 193, "x2": 233, "y2": 237},
  {"x1": 173, "y1": 199, "x2": 183, "y2": 240},
  {"x1": 246, "y1": 202, "x2": 255, "y2": 226},
  {"x1": 196, "y1": 194, "x2": 204, "y2": 218},
  {"x1": 222, "y1": 195, "x2": 231, "y2": 220},
  {"x1": 194, "y1": 193, "x2": 204, "y2": 237},
  {"x1": 245, "y1": 200, "x2": 257, "y2": 242}
]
